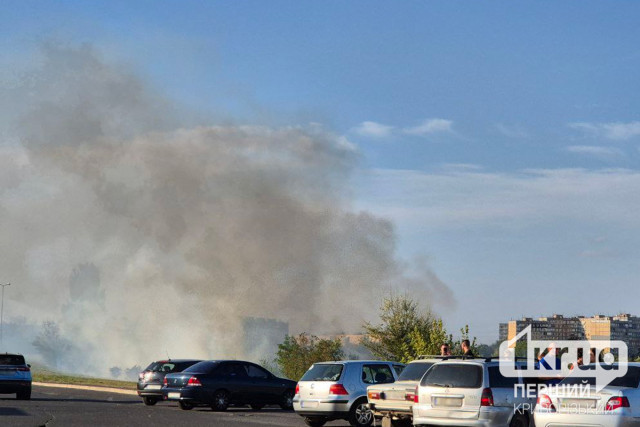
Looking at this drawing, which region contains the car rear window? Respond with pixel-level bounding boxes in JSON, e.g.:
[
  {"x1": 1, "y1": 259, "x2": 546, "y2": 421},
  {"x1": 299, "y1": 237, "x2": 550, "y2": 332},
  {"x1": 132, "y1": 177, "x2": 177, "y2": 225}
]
[
  {"x1": 488, "y1": 366, "x2": 519, "y2": 388},
  {"x1": 0, "y1": 355, "x2": 25, "y2": 366},
  {"x1": 422, "y1": 364, "x2": 483, "y2": 388},
  {"x1": 184, "y1": 361, "x2": 219, "y2": 374},
  {"x1": 561, "y1": 366, "x2": 640, "y2": 388},
  {"x1": 398, "y1": 362, "x2": 433, "y2": 381},
  {"x1": 300, "y1": 364, "x2": 343, "y2": 381}
]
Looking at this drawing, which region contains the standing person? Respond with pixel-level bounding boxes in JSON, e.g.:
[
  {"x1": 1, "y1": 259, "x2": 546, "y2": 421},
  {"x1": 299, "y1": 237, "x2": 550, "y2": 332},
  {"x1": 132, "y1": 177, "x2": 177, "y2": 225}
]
[
  {"x1": 440, "y1": 343, "x2": 451, "y2": 356},
  {"x1": 461, "y1": 339, "x2": 474, "y2": 357}
]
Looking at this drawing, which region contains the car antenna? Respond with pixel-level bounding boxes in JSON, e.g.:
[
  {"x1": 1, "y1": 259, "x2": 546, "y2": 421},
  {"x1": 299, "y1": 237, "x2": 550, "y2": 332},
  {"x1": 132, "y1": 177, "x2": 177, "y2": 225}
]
[{"x1": 166, "y1": 350, "x2": 171, "y2": 361}]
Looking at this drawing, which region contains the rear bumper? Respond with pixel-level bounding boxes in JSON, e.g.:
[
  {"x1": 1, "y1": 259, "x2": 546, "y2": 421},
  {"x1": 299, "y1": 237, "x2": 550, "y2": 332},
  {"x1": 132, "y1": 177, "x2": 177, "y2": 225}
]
[
  {"x1": 369, "y1": 403, "x2": 413, "y2": 419},
  {"x1": 163, "y1": 387, "x2": 207, "y2": 403},
  {"x1": 0, "y1": 380, "x2": 31, "y2": 393},
  {"x1": 413, "y1": 406, "x2": 512, "y2": 426},
  {"x1": 534, "y1": 411, "x2": 633, "y2": 427},
  {"x1": 137, "y1": 384, "x2": 164, "y2": 397},
  {"x1": 294, "y1": 398, "x2": 350, "y2": 418}
]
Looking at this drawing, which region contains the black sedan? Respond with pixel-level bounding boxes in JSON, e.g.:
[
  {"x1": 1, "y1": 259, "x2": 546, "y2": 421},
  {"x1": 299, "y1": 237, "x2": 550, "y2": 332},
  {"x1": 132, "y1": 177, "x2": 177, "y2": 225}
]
[
  {"x1": 163, "y1": 360, "x2": 296, "y2": 411},
  {"x1": 137, "y1": 359, "x2": 202, "y2": 405}
]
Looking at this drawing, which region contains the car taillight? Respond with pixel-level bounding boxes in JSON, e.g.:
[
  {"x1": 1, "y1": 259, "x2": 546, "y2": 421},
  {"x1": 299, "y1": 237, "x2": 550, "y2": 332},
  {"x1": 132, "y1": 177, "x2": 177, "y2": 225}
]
[
  {"x1": 295, "y1": 384, "x2": 300, "y2": 395},
  {"x1": 17, "y1": 367, "x2": 30, "y2": 372},
  {"x1": 413, "y1": 386, "x2": 419, "y2": 403},
  {"x1": 606, "y1": 396, "x2": 630, "y2": 411},
  {"x1": 163, "y1": 377, "x2": 168, "y2": 387},
  {"x1": 537, "y1": 394, "x2": 556, "y2": 411},
  {"x1": 329, "y1": 384, "x2": 349, "y2": 395},
  {"x1": 368, "y1": 391, "x2": 380, "y2": 400},
  {"x1": 480, "y1": 388, "x2": 494, "y2": 406},
  {"x1": 187, "y1": 376, "x2": 202, "y2": 387}
]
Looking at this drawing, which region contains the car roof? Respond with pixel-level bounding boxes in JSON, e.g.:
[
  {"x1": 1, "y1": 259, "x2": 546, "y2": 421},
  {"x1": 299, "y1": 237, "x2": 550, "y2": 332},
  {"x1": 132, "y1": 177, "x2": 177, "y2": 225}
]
[
  {"x1": 1, "y1": 353, "x2": 25, "y2": 357},
  {"x1": 154, "y1": 359, "x2": 202, "y2": 363}
]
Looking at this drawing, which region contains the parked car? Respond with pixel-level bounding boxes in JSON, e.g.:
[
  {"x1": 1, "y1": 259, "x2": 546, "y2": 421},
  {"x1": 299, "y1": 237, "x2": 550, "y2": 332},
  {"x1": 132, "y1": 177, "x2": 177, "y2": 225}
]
[
  {"x1": 534, "y1": 363, "x2": 640, "y2": 427},
  {"x1": 294, "y1": 360, "x2": 405, "y2": 427},
  {"x1": 162, "y1": 360, "x2": 296, "y2": 411},
  {"x1": 0, "y1": 353, "x2": 32, "y2": 400},
  {"x1": 367, "y1": 356, "x2": 442, "y2": 426},
  {"x1": 413, "y1": 358, "x2": 535, "y2": 427},
  {"x1": 137, "y1": 359, "x2": 201, "y2": 405}
]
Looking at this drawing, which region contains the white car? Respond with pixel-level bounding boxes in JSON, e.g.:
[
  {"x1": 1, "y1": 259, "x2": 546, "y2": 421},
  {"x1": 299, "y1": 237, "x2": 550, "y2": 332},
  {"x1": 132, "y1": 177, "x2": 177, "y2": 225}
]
[
  {"x1": 367, "y1": 357, "x2": 440, "y2": 426},
  {"x1": 294, "y1": 360, "x2": 404, "y2": 427},
  {"x1": 534, "y1": 363, "x2": 640, "y2": 427},
  {"x1": 412, "y1": 358, "x2": 535, "y2": 427}
]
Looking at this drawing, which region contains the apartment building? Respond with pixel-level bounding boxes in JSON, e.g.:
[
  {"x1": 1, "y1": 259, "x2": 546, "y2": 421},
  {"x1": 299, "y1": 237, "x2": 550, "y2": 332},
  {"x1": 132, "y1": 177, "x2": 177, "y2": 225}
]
[{"x1": 501, "y1": 313, "x2": 640, "y2": 357}]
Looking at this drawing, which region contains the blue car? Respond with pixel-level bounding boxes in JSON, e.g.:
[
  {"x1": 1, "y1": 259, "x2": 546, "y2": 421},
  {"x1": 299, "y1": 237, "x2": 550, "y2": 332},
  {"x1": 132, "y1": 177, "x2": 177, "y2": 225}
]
[
  {"x1": 0, "y1": 353, "x2": 32, "y2": 400},
  {"x1": 163, "y1": 360, "x2": 296, "y2": 411}
]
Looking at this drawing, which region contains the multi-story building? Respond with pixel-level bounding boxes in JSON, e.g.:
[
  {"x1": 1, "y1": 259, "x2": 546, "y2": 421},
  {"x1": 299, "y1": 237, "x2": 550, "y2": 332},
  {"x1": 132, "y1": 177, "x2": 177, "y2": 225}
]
[{"x1": 501, "y1": 314, "x2": 640, "y2": 358}]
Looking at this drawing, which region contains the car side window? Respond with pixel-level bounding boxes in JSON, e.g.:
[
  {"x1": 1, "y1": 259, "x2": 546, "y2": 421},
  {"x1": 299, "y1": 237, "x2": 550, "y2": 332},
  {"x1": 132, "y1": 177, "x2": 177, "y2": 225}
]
[
  {"x1": 362, "y1": 364, "x2": 394, "y2": 384},
  {"x1": 393, "y1": 364, "x2": 405, "y2": 377},
  {"x1": 218, "y1": 363, "x2": 248, "y2": 378},
  {"x1": 245, "y1": 364, "x2": 270, "y2": 379}
]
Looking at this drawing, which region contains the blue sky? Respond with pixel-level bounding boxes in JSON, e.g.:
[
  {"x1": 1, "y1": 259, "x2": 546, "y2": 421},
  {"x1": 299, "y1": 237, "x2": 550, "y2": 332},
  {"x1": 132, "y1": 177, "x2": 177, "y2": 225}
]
[{"x1": 4, "y1": 1, "x2": 640, "y2": 342}]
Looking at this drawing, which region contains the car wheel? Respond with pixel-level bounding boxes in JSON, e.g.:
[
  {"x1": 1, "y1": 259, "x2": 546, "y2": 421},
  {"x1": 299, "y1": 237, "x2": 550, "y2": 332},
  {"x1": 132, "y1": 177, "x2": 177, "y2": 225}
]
[
  {"x1": 348, "y1": 398, "x2": 374, "y2": 427},
  {"x1": 142, "y1": 396, "x2": 158, "y2": 406},
  {"x1": 250, "y1": 404, "x2": 264, "y2": 410},
  {"x1": 303, "y1": 416, "x2": 327, "y2": 427},
  {"x1": 390, "y1": 419, "x2": 412, "y2": 427},
  {"x1": 16, "y1": 389, "x2": 31, "y2": 400},
  {"x1": 211, "y1": 390, "x2": 229, "y2": 411},
  {"x1": 279, "y1": 390, "x2": 294, "y2": 410},
  {"x1": 178, "y1": 401, "x2": 193, "y2": 411},
  {"x1": 509, "y1": 413, "x2": 529, "y2": 427}
]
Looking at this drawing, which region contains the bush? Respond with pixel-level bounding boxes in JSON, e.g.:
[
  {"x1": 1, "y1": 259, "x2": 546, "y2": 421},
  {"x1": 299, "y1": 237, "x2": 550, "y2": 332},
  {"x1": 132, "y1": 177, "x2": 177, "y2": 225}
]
[{"x1": 276, "y1": 333, "x2": 343, "y2": 381}]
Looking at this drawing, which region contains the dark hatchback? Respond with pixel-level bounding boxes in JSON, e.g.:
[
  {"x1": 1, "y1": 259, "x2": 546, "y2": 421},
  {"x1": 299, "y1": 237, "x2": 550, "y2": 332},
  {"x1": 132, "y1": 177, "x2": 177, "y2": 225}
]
[
  {"x1": 0, "y1": 353, "x2": 31, "y2": 400},
  {"x1": 137, "y1": 359, "x2": 201, "y2": 405},
  {"x1": 163, "y1": 360, "x2": 296, "y2": 411}
]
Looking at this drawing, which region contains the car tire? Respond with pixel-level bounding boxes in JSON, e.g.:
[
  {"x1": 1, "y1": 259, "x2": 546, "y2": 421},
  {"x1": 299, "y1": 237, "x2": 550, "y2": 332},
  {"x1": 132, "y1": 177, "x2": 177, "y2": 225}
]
[
  {"x1": 16, "y1": 389, "x2": 31, "y2": 400},
  {"x1": 250, "y1": 404, "x2": 264, "y2": 411},
  {"x1": 211, "y1": 390, "x2": 229, "y2": 411},
  {"x1": 142, "y1": 396, "x2": 158, "y2": 406},
  {"x1": 279, "y1": 390, "x2": 294, "y2": 410},
  {"x1": 178, "y1": 401, "x2": 194, "y2": 411},
  {"x1": 391, "y1": 419, "x2": 412, "y2": 427},
  {"x1": 348, "y1": 398, "x2": 374, "y2": 427},
  {"x1": 303, "y1": 416, "x2": 327, "y2": 427},
  {"x1": 509, "y1": 413, "x2": 529, "y2": 427}
]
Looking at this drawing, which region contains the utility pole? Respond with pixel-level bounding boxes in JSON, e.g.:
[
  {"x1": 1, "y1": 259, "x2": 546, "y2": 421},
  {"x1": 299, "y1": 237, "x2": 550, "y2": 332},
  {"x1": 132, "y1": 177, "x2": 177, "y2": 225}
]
[{"x1": 0, "y1": 283, "x2": 10, "y2": 349}]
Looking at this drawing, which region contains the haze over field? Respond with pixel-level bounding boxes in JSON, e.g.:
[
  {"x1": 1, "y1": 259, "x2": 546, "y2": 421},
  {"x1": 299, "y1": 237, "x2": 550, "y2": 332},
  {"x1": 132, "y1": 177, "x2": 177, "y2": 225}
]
[{"x1": 0, "y1": 45, "x2": 454, "y2": 375}]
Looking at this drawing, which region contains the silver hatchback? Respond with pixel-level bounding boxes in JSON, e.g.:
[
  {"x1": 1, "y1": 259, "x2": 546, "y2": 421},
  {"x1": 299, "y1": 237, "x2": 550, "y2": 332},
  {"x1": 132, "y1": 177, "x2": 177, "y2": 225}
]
[{"x1": 294, "y1": 360, "x2": 404, "y2": 427}]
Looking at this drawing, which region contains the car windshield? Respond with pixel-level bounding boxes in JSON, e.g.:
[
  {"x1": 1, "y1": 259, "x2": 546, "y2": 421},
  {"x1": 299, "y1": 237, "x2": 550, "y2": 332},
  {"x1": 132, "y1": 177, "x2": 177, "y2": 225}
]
[
  {"x1": 422, "y1": 364, "x2": 483, "y2": 388},
  {"x1": 300, "y1": 364, "x2": 343, "y2": 381},
  {"x1": 0, "y1": 355, "x2": 26, "y2": 366},
  {"x1": 561, "y1": 366, "x2": 640, "y2": 388},
  {"x1": 397, "y1": 362, "x2": 433, "y2": 381}
]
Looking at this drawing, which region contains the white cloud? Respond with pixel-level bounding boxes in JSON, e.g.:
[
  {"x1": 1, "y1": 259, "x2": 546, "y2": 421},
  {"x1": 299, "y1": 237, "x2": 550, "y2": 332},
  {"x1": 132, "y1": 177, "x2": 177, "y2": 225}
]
[
  {"x1": 495, "y1": 123, "x2": 529, "y2": 139},
  {"x1": 566, "y1": 145, "x2": 623, "y2": 158},
  {"x1": 403, "y1": 118, "x2": 453, "y2": 136},
  {"x1": 352, "y1": 121, "x2": 394, "y2": 138},
  {"x1": 569, "y1": 121, "x2": 640, "y2": 140},
  {"x1": 356, "y1": 167, "x2": 640, "y2": 229}
]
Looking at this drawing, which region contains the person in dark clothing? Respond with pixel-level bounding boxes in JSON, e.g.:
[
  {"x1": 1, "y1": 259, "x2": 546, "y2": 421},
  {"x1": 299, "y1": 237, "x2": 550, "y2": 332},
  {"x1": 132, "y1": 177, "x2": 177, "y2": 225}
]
[{"x1": 461, "y1": 339, "x2": 474, "y2": 357}]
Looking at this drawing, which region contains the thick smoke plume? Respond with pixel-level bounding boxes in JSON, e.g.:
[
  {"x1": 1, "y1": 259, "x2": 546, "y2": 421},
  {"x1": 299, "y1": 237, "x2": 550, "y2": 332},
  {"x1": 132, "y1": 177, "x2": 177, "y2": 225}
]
[{"x1": 0, "y1": 45, "x2": 455, "y2": 375}]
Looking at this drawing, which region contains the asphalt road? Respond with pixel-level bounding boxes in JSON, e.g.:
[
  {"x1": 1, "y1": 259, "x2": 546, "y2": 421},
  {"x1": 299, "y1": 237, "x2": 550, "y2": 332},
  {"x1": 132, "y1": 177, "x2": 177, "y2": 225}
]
[{"x1": 0, "y1": 386, "x2": 357, "y2": 427}]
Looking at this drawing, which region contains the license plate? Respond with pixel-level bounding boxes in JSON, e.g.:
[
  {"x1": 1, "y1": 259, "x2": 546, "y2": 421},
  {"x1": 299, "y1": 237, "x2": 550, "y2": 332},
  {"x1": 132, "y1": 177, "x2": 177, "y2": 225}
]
[
  {"x1": 433, "y1": 397, "x2": 462, "y2": 407},
  {"x1": 168, "y1": 392, "x2": 181, "y2": 399},
  {"x1": 301, "y1": 401, "x2": 319, "y2": 408},
  {"x1": 146, "y1": 385, "x2": 161, "y2": 390}
]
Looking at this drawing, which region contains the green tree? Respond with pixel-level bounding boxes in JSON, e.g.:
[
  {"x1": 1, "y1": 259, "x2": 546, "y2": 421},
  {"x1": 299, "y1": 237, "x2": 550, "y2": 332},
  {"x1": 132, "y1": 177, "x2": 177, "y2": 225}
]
[
  {"x1": 448, "y1": 325, "x2": 479, "y2": 356},
  {"x1": 362, "y1": 295, "x2": 448, "y2": 363},
  {"x1": 276, "y1": 333, "x2": 344, "y2": 381}
]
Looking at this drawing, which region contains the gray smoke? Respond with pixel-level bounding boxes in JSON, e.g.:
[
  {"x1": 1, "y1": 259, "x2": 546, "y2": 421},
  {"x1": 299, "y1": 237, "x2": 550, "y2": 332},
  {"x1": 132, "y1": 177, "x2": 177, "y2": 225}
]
[{"x1": 0, "y1": 44, "x2": 455, "y2": 375}]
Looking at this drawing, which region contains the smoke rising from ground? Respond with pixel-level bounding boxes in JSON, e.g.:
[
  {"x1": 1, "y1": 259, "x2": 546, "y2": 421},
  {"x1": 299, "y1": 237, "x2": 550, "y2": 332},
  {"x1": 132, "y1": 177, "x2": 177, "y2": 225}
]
[{"x1": 0, "y1": 45, "x2": 455, "y2": 375}]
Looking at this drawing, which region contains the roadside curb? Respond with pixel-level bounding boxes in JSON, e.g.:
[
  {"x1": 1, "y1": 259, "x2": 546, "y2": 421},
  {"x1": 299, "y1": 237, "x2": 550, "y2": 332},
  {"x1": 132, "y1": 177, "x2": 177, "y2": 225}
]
[{"x1": 33, "y1": 382, "x2": 138, "y2": 396}]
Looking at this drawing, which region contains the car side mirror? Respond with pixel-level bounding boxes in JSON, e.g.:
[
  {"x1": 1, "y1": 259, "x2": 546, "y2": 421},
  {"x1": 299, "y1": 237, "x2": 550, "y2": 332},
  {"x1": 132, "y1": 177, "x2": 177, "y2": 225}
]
[{"x1": 27, "y1": 364, "x2": 31, "y2": 368}]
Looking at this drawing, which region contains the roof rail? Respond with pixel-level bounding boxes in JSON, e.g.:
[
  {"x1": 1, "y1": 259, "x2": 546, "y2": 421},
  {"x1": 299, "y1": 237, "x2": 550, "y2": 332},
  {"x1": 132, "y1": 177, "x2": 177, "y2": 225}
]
[
  {"x1": 417, "y1": 355, "x2": 486, "y2": 361},
  {"x1": 483, "y1": 356, "x2": 529, "y2": 362}
]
